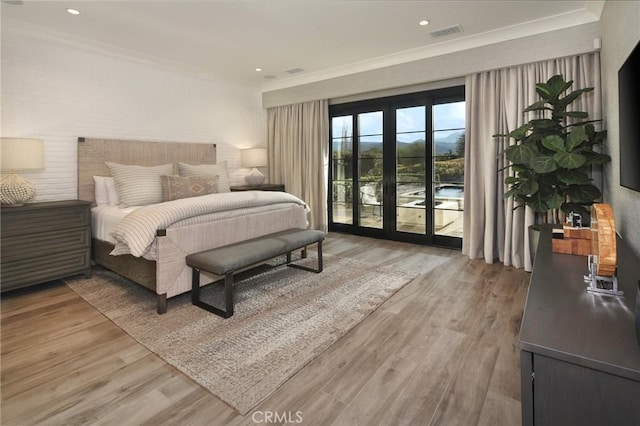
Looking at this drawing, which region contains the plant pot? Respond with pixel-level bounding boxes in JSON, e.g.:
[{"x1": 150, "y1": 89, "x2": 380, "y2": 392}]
[
  {"x1": 529, "y1": 225, "x2": 543, "y2": 266},
  {"x1": 529, "y1": 224, "x2": 563, "y2": 267}
]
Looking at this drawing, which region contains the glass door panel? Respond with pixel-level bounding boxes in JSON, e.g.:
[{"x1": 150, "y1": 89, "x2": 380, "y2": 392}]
[
  {"x1": 433, "y1": 101, "x2": 465, "y2": 238},
  {"x1": 329, "y1": 86, "x2": 464, "y2": 249},
  {"x1": 357, "y1": 111, "x2": 383, "y2": 229},
  {"x1": 396, "y1": 106, "x2": 426, "y2": 234},
  {"x1": 331, "y1": 115, "x2": 353, "y2": 224}
]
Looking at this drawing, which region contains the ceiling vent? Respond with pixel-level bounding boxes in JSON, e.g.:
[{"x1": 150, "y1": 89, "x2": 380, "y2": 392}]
[
  {"x1": 285, "y1": 68, "x2": 305, "y2": 74},
  {"x1": 430, "y1": 24, "x2": 463, "y2": 38}
]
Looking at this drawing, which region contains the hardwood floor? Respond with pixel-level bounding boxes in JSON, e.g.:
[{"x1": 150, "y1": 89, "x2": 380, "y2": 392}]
[{"x1": 1, "y1": 233, "x2": 529, "y2": 425}]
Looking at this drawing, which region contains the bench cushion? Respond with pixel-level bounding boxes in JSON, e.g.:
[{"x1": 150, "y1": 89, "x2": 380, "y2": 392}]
[{"x1": 186, "y1": 228, "x2": 325, "y2": 275}]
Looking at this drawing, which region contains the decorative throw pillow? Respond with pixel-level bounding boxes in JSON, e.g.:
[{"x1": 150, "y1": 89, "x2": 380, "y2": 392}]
[
  {"x1": 104, "y1": 177, "x2": 120, "y2": 205},
  {"x1": 93, "y1": 176, "x2": 109, "y2": 205},
  {"x1": 177, "y1": 161, "x2": 230, "y2": 192},
  {"x1": 160, "y1": 175, "x2": 219, "y2": 201},
  {"x1": 105, "y1": 162, "x2": 173, "y2": 207}
]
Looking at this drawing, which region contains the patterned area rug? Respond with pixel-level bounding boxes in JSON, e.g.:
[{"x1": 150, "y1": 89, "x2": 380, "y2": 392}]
[{"x1": 65, "y1": 254, "x2": 416, "y2": 414}]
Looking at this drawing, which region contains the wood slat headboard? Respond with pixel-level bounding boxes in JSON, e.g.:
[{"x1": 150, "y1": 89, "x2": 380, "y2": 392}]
[{"x1": 77, "y1": 137, "x2": 217, "y2": 204}]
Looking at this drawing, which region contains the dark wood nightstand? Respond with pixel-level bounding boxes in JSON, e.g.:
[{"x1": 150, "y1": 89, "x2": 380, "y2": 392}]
[
  {"x1": 1, "y1": 200, "x2": 92, "y2": 292},
  {"x1": 230, "y1": 184, "x2": 285, "y2": 192}
]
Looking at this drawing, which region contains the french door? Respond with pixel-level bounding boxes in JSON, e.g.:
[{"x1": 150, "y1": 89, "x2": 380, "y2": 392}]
[{"x1": 329, "y1": 87, "x2": 465, "y2": 248}]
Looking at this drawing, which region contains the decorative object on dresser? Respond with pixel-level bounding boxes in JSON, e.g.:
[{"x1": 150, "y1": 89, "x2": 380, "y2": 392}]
[
  {"x1": 0, "y1": 137, "x2": 45, "y2": 206},
  {"x1": 240, "y1": 147, "x2": 267, "y2": 185},
  {"x1": 551, "y1": 226, "x2": 593, "y2": 256},
  {"x1": 584, "y1": 203, "x2": 621, "y2": 296},
  {"x1": 0, "y1": 200, "x2": 92, "y2": 292},
  {"x1": 551, "y1": 212, "x2": 592, "y2": 256},
  {"x1": 230, "y1": 183, "x2": 284, "y2": 192}
]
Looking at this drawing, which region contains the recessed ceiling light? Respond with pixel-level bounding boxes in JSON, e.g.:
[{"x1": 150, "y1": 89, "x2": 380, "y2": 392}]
[
  {"x1": 419, "y1": 20, "x2": 430, "y2": 26},
  {"x1": 66, "y1": 8, "x2": 80, "y2": 15},
  {"x1": 255, "y1": 68, "x2": 262, "y2": 72}
]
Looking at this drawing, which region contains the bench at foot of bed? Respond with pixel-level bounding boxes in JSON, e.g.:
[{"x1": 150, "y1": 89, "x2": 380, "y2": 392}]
[{"x1": 185, "y1": 228, "x2": 325, "y2": 318}]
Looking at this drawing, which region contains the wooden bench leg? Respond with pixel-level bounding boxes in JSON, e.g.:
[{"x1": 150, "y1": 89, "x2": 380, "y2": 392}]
[
  {"x1": 157, "y1": 294, "x2": 167, "y2": 314},
  {"x1": 288, "y1": 240, "x2": 323, "y2": 273},
  {"x1": 191, "y1": 267, "x2": 234, "y2": 318}
]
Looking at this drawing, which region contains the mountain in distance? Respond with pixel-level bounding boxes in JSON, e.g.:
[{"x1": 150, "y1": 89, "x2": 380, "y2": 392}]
[
  {"x1": 433, "y1": 130, "x2": 465, "y2": 155},
  {"x1": 334, "y1": 130, "x2": 464, "y2": 155}
]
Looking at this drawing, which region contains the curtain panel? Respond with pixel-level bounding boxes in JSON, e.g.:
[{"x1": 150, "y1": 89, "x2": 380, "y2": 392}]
[
  {"x1": 267, "y1": 99, "x2": 329, "y2": 232},
  {"x1": 463, "y1": 53, "x2": 602, "y2": 271}
]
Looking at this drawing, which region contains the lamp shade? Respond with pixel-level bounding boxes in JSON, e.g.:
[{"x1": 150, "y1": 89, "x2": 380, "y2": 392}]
[
  {"x1": 240, "y1": 148, "x2": 268, "y2": 168},
  {"x1": 0, "y1": 138, "x2": 45, "y2": 171}
]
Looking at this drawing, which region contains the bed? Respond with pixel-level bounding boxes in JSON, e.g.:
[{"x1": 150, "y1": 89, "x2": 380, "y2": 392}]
[{"x1": 77, "y1": 137, "x2": 309, "y2": 313}]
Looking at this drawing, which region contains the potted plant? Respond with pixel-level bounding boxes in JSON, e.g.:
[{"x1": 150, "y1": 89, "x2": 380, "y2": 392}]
[{"x1": 495, "y1": 74, "x2": 610, "y2": 260}]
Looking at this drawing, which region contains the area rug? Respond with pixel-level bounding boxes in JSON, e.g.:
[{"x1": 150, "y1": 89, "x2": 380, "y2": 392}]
[{"x1": 65, "y1": 254, "x2": 416, "y2": 414}]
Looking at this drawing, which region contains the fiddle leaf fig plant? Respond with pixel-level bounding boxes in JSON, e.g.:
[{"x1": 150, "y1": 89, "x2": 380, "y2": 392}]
[{"x1": 496, "y1": 74, "x2": 610, "y2": 221}]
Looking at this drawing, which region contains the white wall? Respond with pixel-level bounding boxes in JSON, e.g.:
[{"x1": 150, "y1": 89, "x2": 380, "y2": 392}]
[
  {"x1": 600, "y1": 1, "x2": 640, "y2": 258},
  {"x1": 1, "y1": 21, "x2": 266, "y2": 202}
]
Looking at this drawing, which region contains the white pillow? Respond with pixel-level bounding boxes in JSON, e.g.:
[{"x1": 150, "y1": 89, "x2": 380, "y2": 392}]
[
  {"x1": 104, "y1": 177, "x2": 120, "y2": 205},
  {"x1": 177, "y1": 161, "x2": 230, "y2": 192},
  {"x1": 105, "y1": 162, "x2": 173, "y2": 207},
  {"x1": 93, "y1": 176, "x2": 109, "y2": 205}
]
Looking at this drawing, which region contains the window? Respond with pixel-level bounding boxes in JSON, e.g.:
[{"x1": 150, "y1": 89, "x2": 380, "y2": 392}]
[{"x1": 329, "y1": 87, "x2": 465, "y2": 248}]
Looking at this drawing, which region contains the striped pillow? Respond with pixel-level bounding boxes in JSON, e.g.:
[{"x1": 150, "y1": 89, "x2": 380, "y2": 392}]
[
  {"x1": 106, "y1": 162, "x2": 173, "y2": 207},
  {"x1": 177, "y1": 161, "x2": 230, "y2": 192}
]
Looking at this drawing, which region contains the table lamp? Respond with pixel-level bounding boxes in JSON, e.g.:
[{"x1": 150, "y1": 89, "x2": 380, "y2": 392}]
[
  {"x1": 241, "y1": 148, "x2": 267, "y2": 185},
  {"x1": 0, "y1": 138, "x2": 45, "y2": 206}
]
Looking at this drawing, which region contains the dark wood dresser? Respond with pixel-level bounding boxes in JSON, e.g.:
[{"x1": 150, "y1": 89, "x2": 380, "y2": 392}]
[
  {"x1": 519, "y1": 225, "x2": 640, "y2": 426},
  {"x1": 1, "y1": 200, "x2": 92, "y2": 292}
]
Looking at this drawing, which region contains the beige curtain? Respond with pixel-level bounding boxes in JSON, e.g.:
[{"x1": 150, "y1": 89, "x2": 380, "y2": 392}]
[
  {"x1": 267, "y1": 99, "x2": 329, "y2": 232},
  {"x1": 463, "y1": 53, "x2": 602, "y2": 271}
]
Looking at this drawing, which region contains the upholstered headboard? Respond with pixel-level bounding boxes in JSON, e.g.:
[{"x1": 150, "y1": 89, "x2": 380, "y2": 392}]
[{"x1": 77, "y1": 137, "x2": 217, "y2": 204}]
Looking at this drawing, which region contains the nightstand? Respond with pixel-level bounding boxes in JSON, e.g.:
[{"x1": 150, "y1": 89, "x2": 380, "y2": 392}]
[
  {"x1": 1, "y1": 200, "x2": 92, "y2": 292},
  {"x1": 230, "y1": 184, "x2": 285, "y2": 192}
]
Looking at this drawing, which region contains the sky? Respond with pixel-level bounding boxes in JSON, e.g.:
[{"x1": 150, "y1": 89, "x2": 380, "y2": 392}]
[{"x1": 332, "y1": 100, "x2": 465, "y2": 143}]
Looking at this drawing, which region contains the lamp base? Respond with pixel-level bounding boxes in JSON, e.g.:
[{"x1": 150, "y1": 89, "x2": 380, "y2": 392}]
[
  {"x1": 245, "y1": 167, "x2": 265, "y2": 185},
  {"x1": 1, "y1": 173, "x2": 36, "y2": 207}
]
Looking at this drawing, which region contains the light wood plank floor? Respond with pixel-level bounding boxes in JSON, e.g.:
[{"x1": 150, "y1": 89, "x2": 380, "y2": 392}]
[{"x1": 1, "y1": 233, "x2": 529, "y2": 426}]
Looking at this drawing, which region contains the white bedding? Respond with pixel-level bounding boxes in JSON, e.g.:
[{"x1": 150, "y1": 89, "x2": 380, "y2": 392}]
[
  {"x1": 106, "y1": 191, "x2": 309, "y2": 259},
  {"x1": 92, "y1": 205, "x2": 140, "y2": 244}
]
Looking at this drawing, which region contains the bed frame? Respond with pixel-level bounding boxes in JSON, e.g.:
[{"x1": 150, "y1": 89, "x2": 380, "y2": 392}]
[{"x1": 77, "y1": 137, "x2": 308, "y2": 313}]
